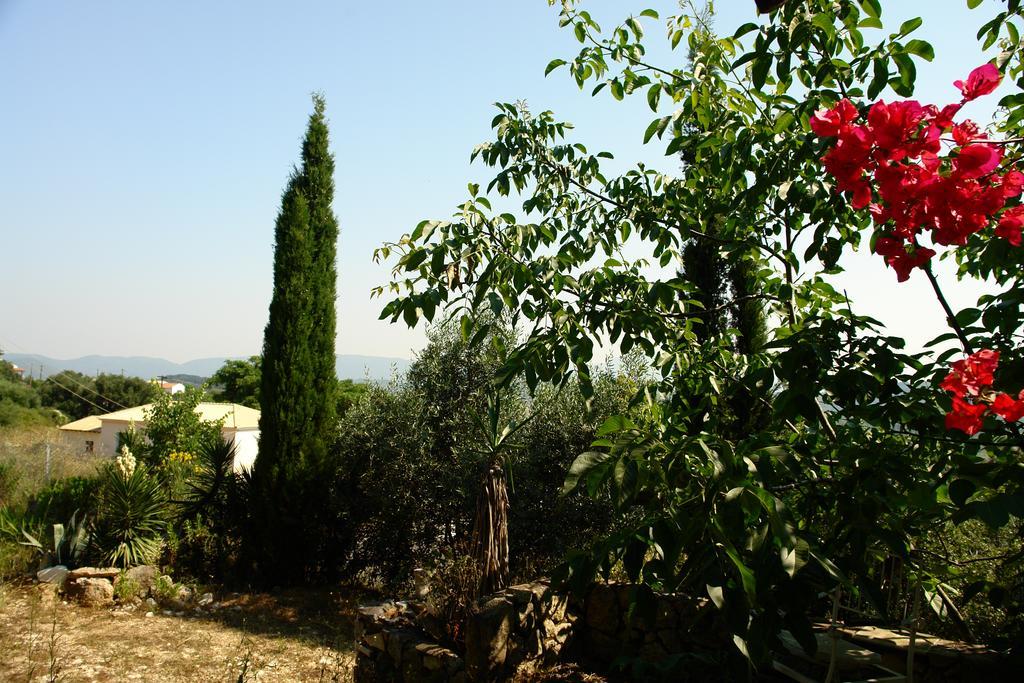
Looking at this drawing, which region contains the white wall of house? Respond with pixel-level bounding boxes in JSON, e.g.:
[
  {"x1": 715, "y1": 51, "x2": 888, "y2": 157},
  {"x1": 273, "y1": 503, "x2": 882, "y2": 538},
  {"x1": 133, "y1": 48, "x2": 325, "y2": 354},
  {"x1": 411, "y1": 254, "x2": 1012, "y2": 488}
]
[
  {"x1": 228, "y1": 428, "x2": 259, "y2": 472},
  {"x1": 61, "y1": 430, "x2": 100, "y2": 455},
  {"x1": 100, "y1": 420, "x2": 133, "y2": 455}
]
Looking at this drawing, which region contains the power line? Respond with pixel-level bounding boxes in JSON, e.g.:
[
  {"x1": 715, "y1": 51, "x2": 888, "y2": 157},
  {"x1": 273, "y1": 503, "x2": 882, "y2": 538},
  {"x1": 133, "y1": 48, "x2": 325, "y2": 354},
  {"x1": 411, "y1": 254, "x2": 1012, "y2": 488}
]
[
  {"x1": 50, "y1": 369, "x2": 128, "y2": 410},
  {"x1": 44, "y1": 375, "x2": 110, "y2": 415}
]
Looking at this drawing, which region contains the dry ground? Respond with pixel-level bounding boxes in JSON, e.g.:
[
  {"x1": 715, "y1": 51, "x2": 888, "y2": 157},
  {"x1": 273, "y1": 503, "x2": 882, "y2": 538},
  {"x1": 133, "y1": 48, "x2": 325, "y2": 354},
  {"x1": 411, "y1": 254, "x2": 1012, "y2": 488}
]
[{"x1": 0, "y1": 581, "x2": 356, "y2": 682}]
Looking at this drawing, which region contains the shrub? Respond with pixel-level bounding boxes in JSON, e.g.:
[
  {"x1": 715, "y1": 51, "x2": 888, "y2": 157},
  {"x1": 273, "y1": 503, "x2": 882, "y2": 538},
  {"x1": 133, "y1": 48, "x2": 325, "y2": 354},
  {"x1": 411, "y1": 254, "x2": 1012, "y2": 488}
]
[
  {"x1": 27, "y1": 476, "x2": 100, "y2": 525},
  {"x1": 0, "y1": 460, "x2": 18, "y2": 507},
  {"x1": 113, "y1": 572, "x2": 142, "y2": 603},
  {"x1": 89, "y1": 451, "x2": 168, "y2": 568}
]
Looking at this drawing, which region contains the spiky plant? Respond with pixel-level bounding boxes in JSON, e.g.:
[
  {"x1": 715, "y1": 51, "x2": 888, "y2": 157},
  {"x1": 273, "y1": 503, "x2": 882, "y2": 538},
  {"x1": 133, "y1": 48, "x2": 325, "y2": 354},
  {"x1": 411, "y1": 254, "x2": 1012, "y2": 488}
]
[
  {"x1": 180, "y1": 438, "x2": 236, "y2": 519},
  {"x1": 90, "y1": 460, "x2": 168, "y2": 568}
]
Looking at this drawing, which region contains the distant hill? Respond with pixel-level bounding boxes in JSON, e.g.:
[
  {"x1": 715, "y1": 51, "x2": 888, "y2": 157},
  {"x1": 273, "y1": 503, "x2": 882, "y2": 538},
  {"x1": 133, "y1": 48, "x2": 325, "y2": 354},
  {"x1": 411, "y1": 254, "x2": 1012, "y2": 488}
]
[
  {"x1": 161, "y1": 374, "x2": 207, "y2": 387},
  {"x1": 6, "y1": 353, "x2": 409, "y2": 383}
]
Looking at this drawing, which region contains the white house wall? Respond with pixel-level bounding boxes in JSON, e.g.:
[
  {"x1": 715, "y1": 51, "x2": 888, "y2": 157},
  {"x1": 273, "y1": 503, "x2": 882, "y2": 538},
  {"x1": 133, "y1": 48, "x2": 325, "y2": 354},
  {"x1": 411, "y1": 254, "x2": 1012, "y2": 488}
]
[{"x1": 228, "y1": 429, "x2": 259, "y2": 472}]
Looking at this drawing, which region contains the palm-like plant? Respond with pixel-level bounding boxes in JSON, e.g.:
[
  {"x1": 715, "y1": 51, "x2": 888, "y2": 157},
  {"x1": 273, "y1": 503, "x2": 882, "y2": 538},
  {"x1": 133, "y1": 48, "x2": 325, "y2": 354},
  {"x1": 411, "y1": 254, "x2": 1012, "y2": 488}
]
[
  {"x1": 179, "y1": 438, "x2": 236, "y2": 519},
  {"x1": 90, "y1": 461, "x2": 168, "y2": 568},
  {"x1": 469, "y1": 392, "x2": 536, "y2": 596}
]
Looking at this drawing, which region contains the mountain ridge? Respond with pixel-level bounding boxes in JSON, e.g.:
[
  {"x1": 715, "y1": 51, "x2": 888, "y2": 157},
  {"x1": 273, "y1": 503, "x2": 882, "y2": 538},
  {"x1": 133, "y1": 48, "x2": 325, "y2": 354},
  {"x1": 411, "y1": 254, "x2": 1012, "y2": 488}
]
[{"x1": 4, "y1": 353, "x2": 409, "y2": 383}]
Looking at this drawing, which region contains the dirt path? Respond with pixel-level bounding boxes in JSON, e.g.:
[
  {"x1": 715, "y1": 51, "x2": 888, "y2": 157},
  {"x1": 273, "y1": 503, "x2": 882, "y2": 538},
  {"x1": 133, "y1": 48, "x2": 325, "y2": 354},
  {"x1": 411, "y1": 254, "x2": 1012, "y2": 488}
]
[{"x1": 0, "y1": 582, "x2": 356, "y2": 682}]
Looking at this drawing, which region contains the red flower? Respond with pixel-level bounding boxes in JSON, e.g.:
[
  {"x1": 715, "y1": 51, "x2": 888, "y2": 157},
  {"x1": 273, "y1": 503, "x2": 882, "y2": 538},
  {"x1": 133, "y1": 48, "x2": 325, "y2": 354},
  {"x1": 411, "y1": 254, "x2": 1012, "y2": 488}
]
[
  {"x1": 810, "y1": 99, "x2": 859, "y2": 137},
  {"x1": 953, "y1": 143, "x2": 1003, "y2": 179},
  {"x1": 945, "y1": 397, "x2": 988, "y2": 435},
  {"x1": 992, "y1": 392, "x2": 1024, "y2": 422},
  {"x1": 996, "y1": 206, "x2": 1024, "y2": 246},
  {"x1": 874, "y1": 237, "x2": 934, "y2": 281},
  {"x1": 1000, "y1": 171, "x2": 1024, "y2": 198},
  {"x1": 954, "y1": 64, "x2": 1002, "y2": 102},
  {"x1": 943, "y1": 349, "x2": 1000, "y2": 397}
]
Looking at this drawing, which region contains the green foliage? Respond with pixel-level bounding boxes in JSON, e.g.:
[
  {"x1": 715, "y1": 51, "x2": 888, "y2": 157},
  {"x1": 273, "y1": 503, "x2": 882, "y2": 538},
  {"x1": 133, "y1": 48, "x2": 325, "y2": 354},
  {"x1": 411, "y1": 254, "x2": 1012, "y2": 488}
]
[
  {"x1": 375, "y1": 0, "x2": 1024, "y2": 664},
  {"x1": 38, "y1": 371, "x2": 160, "y2": 420},
  {"x1": 252, "y1": 93, "x2": 340, "y2": 584},
  {"x1": 90, "y1": 460, "x2": 169, "y2": 568},
  {"x1": 333, "y1": 320, "x2": 635, "y2": 589},
  {"x1": 141, "y1": 388, "x2": 222, "y2": 467},
  {"x1": 209, "y1": 356, "x2": 261, "y2": 408},
  {"x1": 17, "y1": 511, "x2": 89, "y2": 569},
  {"x1": 336, "y1": 379, "x2": 368, "y2": 415},
  {"x1": 0, "y1": 461, "x2": 19, "y2": 508},
  {"x1": 173, "y1": 438, "x2": 249, "y2": 579},
  {"x1": 26, "y1": 476, "x2": 100, "y2": 525},
  {"x1": 114, "y1": 572, "x2": 142, "y2": 603},
  {"x1": 0, "y1": 378, "x2": 59, "y2": 427}
]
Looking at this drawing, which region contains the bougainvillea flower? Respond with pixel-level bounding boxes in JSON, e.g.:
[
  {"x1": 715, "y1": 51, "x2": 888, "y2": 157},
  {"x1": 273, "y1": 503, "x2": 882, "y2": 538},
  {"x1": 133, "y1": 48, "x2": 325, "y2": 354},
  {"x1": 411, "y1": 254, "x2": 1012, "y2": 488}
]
[
  {"x1": 991, "y1": 392, "x2": 1024, "y2": 422},
  {"x1": 932, "y1": 103, "x2": 962, "y2": 130},
  {"x1": 945, "y1": 397, "x2": 988, "y2": 435},
  {"x1": 874, "y1": 237, "x2": 934, "y2": 281},
  {"x1": 954, "y1": 64, "x2": 1001, "y2": 102},
  {"x1": 1001, "y1": 171, "x2": 1024, "y2": 198},
  {"x1": 810, "y1": 99, "x2": 859, "y2": 137},
  {"x1": 943, "y1": 349, "x2": 1000, "y2": 397},
  {"x1": 953, "y1": 143, "x2": 1003, "y2": 179},
  {"x1": 952, "y1": 121, "x2": 982, "y2": 147},
  {"x1": 997, "y1": 206, "x2": 1024, "y2": 246}
]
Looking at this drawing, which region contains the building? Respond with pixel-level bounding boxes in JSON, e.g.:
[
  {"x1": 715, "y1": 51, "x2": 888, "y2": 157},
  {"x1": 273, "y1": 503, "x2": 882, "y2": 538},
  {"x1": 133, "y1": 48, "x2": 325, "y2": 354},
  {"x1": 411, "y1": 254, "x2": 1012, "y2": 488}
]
[
  {"x1": 155, "y1": 380, "x2": 186, "y2": 395},
  {"x1": 59, "y1": 402, "x2": 261, "y2": 472}
]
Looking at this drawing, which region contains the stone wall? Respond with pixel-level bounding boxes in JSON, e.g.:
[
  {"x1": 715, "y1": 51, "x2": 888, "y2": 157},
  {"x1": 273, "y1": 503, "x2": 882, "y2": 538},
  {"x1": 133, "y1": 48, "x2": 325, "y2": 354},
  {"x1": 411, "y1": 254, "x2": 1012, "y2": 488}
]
[
  {"x1": 353, "y1": 581, "x2": 728, "y2": 682},
  {"x1": 580, "y1": 584, "x2": 730, "y2": 668},
  {"x1": 354, "y1": 581, "x2": 575, "y2": 683}
]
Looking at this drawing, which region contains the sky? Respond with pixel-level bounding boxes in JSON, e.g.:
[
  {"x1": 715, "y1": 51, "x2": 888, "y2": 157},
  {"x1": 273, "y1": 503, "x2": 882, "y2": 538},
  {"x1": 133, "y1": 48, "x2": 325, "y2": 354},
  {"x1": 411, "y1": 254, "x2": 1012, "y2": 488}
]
[{"x1": 0, "y1": 0, "x2": 1010, "y2": 363}]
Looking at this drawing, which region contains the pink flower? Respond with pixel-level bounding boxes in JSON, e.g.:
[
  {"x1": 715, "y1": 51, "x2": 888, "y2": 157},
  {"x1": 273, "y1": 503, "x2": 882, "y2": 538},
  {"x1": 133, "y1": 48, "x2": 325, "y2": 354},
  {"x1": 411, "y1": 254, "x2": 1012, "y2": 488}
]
[{"x1": 954, "y1": 64, "x2": 1001, "y2": 102}]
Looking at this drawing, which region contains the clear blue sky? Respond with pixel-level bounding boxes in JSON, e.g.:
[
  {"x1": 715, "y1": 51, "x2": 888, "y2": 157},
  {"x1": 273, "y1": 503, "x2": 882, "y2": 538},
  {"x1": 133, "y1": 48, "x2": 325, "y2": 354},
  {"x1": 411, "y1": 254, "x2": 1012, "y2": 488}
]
[{"x1": 0, "y1": 0, "x2": 1006, "y2": 362}]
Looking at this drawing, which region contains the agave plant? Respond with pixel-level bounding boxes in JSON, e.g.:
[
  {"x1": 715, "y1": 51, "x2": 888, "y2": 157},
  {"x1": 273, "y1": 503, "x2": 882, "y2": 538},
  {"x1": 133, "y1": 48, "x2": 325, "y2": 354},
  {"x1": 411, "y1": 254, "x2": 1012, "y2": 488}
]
[
  {"x1": 90, "y1": 461, "x2": 168, "y2": 568},
  {"x1": 18, "y1": 510, "x2": 90, "y2": 568}
]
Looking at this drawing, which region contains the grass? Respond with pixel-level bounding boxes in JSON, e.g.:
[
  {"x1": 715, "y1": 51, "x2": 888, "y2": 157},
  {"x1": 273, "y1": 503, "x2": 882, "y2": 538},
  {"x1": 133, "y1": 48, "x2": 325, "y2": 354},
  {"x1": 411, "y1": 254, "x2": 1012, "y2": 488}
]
[
  {"x1": 0, "y1": 582, "x2": 357, "y2": 682},
  {"x1": 0, "y1": 425, "x2": 106, "y2": 508},
  {"x1": 0, "y1": 425, "x2": 107, "y2": 580}
]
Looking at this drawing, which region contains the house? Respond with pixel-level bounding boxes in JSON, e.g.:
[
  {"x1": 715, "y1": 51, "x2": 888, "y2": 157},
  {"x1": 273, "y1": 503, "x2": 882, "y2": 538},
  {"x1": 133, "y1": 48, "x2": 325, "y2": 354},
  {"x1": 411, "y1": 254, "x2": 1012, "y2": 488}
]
[
  {"x1": 59, "y1": 402, "x2": 261, "y2": 472},
  {"x1": 59, "y1": 415, "x2": 102, "y2": 454},
  {"x1": 155, "y1": 380, "x2": 186, "y2": 395}
]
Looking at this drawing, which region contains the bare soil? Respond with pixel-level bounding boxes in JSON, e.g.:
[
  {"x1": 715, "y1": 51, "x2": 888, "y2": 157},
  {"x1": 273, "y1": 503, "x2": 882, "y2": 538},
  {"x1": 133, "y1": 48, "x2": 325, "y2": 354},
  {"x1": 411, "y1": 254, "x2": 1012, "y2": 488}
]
[{"x1": 0, "y1": 581, "x2": 356, "y2": 682}]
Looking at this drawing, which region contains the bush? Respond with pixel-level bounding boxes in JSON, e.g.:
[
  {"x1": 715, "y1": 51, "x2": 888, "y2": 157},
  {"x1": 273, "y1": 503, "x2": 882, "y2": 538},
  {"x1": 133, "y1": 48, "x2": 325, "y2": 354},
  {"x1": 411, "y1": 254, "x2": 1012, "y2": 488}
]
[
  {"x1": 332, "y1": 320, "x2": 644, "y2": 592},
  {"x1": 0, "y1": 460, "x2": 18, "y2": 508},
  {"x1": 26, "y1": 475, "x2": 100, "y2": 524},
  {"x1": 90, "y1": 451, "x2": 169, "y2": 568}
]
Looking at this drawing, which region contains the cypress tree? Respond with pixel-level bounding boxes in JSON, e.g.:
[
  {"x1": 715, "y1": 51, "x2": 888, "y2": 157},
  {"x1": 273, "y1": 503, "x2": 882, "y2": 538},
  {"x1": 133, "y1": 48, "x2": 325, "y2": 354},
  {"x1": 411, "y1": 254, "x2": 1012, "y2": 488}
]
[{"x1": 252, "y1": 94, "x2": 339, "y2": 583}]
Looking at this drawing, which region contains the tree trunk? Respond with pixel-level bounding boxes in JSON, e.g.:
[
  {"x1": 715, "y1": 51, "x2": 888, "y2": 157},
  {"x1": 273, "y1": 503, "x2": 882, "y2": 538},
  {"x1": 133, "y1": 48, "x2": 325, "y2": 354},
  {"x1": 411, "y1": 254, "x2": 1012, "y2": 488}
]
[{"x1": 472, "y1": 465, "x2": 509, "y2": 596}]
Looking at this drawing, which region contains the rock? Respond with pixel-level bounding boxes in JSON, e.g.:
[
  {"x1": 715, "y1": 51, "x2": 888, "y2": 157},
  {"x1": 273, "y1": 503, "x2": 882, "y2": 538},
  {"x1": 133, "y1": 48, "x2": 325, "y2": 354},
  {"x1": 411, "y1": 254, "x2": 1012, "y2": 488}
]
[
  {"x1": 69, "y1": 577, "x2": 114, "y2": 607},
  {"x1": 364, "y1": 632, "x2": 386, "y2": 652},
  {"x1": 585, "y1": 585, "x2": 620, "y2": 635},
  {"x1": 145, "y1": 611, "x2": 154, "y2": 618},
  {"x1": 464, "y1": 596, "x2": 514, "y2": 680},
  {"x1": 122, "y1": 565, "x2": 158, "y2": 596},
  {"x1": 176, "y1": 585, "x2": 194, "y2": 603},
  {"x1": 37, "y1": 565, "x2": 69, "y2": 585},
  {"x1": 68, "y1": 566, "x2": 120, "y2": 581},
  {"x1": 198, "y1": 592, "x2": 214, "y2": 606},
  {"x1": 145, "y1": 597, "x2": 157, "y2": 608}
]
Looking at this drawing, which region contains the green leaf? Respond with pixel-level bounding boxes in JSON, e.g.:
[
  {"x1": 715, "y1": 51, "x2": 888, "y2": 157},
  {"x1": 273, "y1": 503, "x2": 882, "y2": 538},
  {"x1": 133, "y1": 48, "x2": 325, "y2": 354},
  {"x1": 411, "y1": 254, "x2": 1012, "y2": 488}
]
[
  {"x1": 949, "y1": 479, "x2": 977, "y2": 507},
  {"x1": 562, "y1": 451, "x2": 611, "y2": 494},
  {"x1": 904, "y1": 39, "x2": 934, "y2": 61},
  {"x1": 545, "y1": 59, "x2": 567, "y2": 76},
  {"x1": 899, "y1": 17, "x2": 924, "y2": 36}
]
